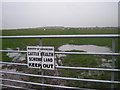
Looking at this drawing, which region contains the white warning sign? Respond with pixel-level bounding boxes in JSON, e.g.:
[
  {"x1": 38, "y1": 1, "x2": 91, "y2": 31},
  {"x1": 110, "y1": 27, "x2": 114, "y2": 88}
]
[{"x1": 27, "y1": 46, "x2": 55, "y2": 70}]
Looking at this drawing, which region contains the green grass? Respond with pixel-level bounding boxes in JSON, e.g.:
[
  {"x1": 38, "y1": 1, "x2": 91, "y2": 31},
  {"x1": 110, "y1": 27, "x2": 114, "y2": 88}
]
[
  {"x1": 2, "y1": 28, "x2": 118, "y2": 36},
  {"x1": 2, "y1": 28, "x2": 118, "y2": 49},
  {"x1": 63, "y1": 55, "x2": 100, "y2": 67}
]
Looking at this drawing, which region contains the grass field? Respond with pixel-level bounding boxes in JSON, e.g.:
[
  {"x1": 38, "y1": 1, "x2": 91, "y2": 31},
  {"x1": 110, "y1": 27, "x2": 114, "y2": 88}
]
[
  {"x1": 2, "y1": 28, "x2": 119, "y2": 49},
  {"x1": 2, "y1": 28, "x2": 120, "y2": 89}
]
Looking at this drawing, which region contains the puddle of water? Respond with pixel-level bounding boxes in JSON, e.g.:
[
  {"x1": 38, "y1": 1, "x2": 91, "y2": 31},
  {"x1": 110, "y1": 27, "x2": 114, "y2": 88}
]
[
  {"x1": 7, "y1": 53, "x2": 21, "y2": 58},
  {"x1": 98, "y1": 63, "x2": 112, "y2": 68},
  {"x1": 58, "y1": 44, "x2": 113, "y2": 68},
  {"x1": 55, "y1": 54, "x2": 66, "y2": 58},
  {"x1": 58, "y1": 44, "x2": 112, "y2": 53},
  {"x1": 6, "y1": 48, "x2": 26, "y2": 61}
]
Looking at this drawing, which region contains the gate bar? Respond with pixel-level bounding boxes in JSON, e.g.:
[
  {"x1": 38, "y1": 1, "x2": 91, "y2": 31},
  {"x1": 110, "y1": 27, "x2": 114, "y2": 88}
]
[
  {"x1": 0, "y1": 62, "x2": 120, "y2": 72},
  {"x1": 0, "y1": 78, "x2": 84, "y2": 90},
  {"x1": 0, "y1": 50, "x2": 120, "y2": 56},
  {"x1": 111, "y1": 38, "x2": 116, "y2": 89},
  {"x1": 0, "y1": 84, "x2": 32, "y2": 90},
  {"x1": 1, "y1": 71, "x2": 120, "y2": 84},
  {"x1": 39, "y1": 38, "x2": 44, "y2": 90},
  {"x1": 0, "y1": 34, "x2": 120, "y2": 39}
]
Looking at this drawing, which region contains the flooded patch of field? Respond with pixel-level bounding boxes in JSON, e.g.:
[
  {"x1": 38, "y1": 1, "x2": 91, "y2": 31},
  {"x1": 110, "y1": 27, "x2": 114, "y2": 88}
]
[{"x1": 58, "y1": 44, "x2": 112, "y2": 53}]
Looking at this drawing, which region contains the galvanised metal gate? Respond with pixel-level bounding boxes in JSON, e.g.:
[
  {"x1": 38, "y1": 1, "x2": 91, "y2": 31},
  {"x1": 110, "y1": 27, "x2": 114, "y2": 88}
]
[{"x1": 0, "y1": 34, "x2": 120, "y2": 90}]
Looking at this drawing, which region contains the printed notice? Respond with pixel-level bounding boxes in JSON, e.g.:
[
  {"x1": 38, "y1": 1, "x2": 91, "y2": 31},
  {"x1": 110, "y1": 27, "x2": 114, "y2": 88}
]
[{"x1": 27, "y1": 46, "x2": 54, "y2": 70}]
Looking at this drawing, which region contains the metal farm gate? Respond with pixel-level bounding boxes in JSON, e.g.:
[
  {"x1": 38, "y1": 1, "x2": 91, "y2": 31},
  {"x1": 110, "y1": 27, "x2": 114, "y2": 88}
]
[{"x1": 0, "y1": 34, "x2": 120, "y2": 90}]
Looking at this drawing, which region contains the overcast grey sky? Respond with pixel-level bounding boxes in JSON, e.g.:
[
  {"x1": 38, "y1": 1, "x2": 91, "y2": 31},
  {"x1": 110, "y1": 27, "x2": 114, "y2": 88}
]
[{"x1": 2, "y1": 2, "x2": 118, "y2": 29}]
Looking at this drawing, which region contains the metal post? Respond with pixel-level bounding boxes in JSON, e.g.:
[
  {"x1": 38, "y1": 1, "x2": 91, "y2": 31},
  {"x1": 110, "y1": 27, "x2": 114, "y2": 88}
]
[
  {"x1": 39, "y1": 38, "x2": 44, "y2": 90},
  {"x1": 111, "y1": 38, "x2": 115, "y2": 90},
  {"x1": 40, "y1": 38, "x2": 43, "y2": 46}
]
